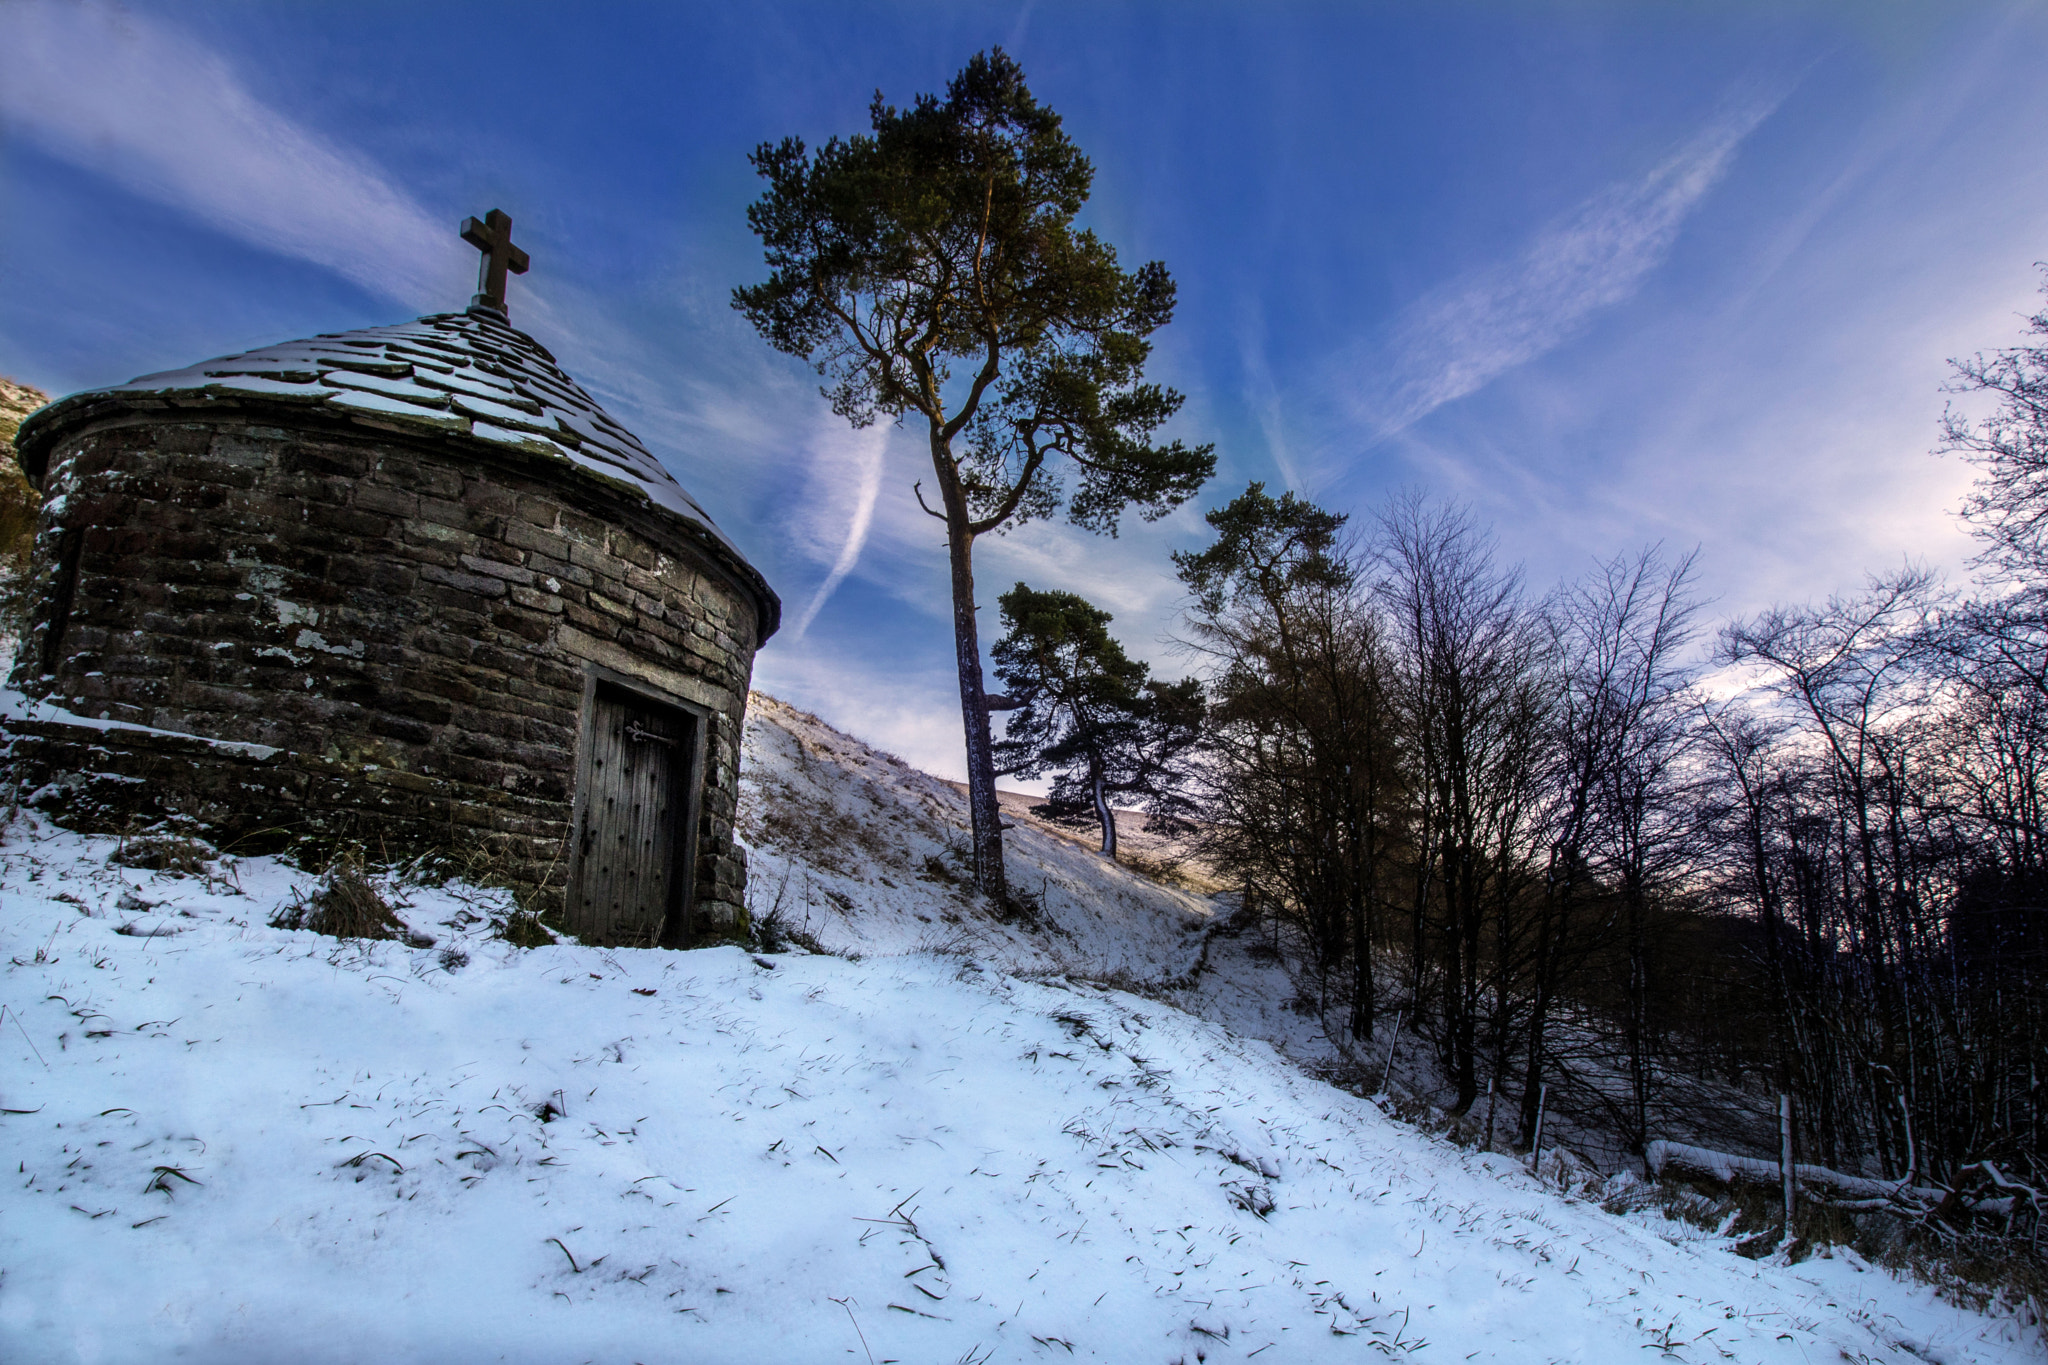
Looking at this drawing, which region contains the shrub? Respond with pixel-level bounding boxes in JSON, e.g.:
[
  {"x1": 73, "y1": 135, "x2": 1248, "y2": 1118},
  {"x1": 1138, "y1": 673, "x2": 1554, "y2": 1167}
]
[
  {"x1": 271, "y1": 857, "x2": 429, "y2": 946},
  {"x1": 109, "y1": 835, "x2": 214, "y2": 877},
  {"x1": 495, "y1": 909, "x2": 558, "y2": 948}
]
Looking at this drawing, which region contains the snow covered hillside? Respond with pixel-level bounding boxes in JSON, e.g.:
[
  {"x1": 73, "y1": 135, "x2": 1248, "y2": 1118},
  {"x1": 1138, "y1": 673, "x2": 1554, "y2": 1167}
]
[
  {"x1": 0, "y1": 697, "x2": 2035, "y2": 1363},
  {"x1": 735, "y1": 694, "x2": 1217, "y2": 983}
]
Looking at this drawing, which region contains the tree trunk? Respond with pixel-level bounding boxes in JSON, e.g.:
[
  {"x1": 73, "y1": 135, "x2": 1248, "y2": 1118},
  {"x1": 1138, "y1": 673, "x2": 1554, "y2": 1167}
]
[
  {"x1": 1348, "y1": 825, "x2": 1375, "y2": 1043},
  {"x1": 1091, "y1": 770, "x2": 1118, "y2": 859},
  {"x1": 1456, "y1": 895, "x2": 1482, "y2": 1114},
  {"x1": 1623, "y1": 880, "x2": 1650, "y2": 1152},
  {"x1": 1445, "y1": 849, "x2": 1481, "y2": 1116},
  {"x1": 945, "y1": 517, "x2": 1007, "y2": 903},
  {"x1": 1519, "y1": 896, "x2": 1558, "y2": 1147}
]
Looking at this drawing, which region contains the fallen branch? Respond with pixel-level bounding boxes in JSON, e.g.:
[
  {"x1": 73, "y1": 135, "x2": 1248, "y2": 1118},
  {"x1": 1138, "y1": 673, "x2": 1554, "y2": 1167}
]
[
  {"x1": 1649, "y1": 1140, "x2": 1936, "y2": 1203},
  {"x1": 1646, "y1": 1140, "x2": 2034, "y2": 1226}
]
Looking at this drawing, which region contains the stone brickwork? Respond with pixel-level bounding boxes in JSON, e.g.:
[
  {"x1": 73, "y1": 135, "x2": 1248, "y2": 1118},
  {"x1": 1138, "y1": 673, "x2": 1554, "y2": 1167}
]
[{"x1": 4, "y1": 331, "x2": 777, "y2": 944}]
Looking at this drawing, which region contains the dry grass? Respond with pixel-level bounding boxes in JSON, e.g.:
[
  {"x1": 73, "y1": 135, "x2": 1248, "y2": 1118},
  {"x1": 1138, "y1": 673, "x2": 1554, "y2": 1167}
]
[
  {"x1": 108, "y1": 835, "x2": 214, "y2": 877},
  {"x1": 494, "y1": 910, "x2": 558, "y2": 949},
  {"x1": 1116, "y1": 850, "x2": 1189, "y2": 888},
  {"x1": 919, "y1": 852, "x2": 964, "y2": 886},
  {"x1": 752, "y1": 905, "x2": 827, "y2": 956},
  {"x1": 0, "y1": 375, "x2": 46, "y2": 635},
  {"x1": 386, "y1": 832, "x2": 570, "y2": 949},
  {"x1": 270, "y1": 857, "x2": 429, "y2": 946},
  {"x1": 746, "y1": 869, "x2": 831, "y2": 956},
  {"x1": 1611, "y1": 1168, "x2": 2047, "y2": 1330},
  {"x1": 748, "y1": 771, "x2": 925, "y2": 882}
]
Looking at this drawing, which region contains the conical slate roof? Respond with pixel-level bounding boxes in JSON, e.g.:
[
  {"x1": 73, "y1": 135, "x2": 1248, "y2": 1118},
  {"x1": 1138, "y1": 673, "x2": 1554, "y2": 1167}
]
[{"x1": 17, "y1": 305, "x2": 777, "y2": 636}]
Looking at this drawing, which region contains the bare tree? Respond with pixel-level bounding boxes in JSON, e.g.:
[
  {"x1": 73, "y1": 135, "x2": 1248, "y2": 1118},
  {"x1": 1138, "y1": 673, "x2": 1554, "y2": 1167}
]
[
  {"x1": 1534, "y1": 547, "x2": 1702, "y2": 1151},
  {"x1": 1942, "y1": 269, "x2": 2048, "y2": 588},
  {"x1": 1721, "y1": 570, "x2": 1942, "y2": 1179},
  {"x1": 1377, "y1": 492, "x2": 1551, "y2": 1115}
]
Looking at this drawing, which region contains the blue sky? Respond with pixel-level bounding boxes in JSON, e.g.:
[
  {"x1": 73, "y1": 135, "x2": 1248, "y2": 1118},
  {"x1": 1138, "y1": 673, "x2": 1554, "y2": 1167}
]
[{"x1": 4, "y1": 1, "x2": 2046, "y2": 778}]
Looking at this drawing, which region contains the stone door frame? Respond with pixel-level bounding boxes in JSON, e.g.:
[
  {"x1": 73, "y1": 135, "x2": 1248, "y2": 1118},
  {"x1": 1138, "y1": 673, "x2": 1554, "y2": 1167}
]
[{"x1": 564, "y1": 662, "x2": 711, "y2": 948}]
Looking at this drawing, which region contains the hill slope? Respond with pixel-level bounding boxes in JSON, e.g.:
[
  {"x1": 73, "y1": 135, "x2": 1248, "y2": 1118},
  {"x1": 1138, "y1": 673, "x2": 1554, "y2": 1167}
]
[
  {"x1": 0, "y1": 696, "x2": 2032, "y2": 1363},
  {"x1": 737, "y1": 693, "x2": 1216, "y2": 982}
]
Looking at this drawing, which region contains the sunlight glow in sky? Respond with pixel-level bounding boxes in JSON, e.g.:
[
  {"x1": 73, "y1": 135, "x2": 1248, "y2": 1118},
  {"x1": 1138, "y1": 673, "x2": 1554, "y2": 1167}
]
[{"x1": 4, "y1": 1, "x2": 2046, "y2": 778}]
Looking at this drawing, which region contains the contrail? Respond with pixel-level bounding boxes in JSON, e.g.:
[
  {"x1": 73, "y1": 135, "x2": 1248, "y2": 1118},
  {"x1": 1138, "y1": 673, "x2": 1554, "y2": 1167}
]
[{"x1": 790, "y1": 428, "x2": 887, "y2": 638}]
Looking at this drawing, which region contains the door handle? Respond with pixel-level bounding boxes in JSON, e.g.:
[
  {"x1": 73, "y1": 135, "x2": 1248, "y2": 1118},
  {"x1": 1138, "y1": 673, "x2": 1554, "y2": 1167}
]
[{"x1": 625, "y1": 724, "x2": 675, "y2": 747}]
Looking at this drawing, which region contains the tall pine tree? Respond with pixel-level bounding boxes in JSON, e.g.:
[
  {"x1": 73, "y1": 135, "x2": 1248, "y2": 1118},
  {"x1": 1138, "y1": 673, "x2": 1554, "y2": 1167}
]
[{"x1": 734, "y1": 50, "x2": 1212, "y2": 899}]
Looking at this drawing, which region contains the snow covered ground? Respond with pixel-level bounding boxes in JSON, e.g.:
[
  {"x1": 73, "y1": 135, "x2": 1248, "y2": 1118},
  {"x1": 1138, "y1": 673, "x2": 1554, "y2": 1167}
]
[
  {"x1": 0, "y1": 697, "x2": 2037, "y2": 1363},
  {"x1": 736, "y1": 694, "x2": 1219, "y2": 983}
]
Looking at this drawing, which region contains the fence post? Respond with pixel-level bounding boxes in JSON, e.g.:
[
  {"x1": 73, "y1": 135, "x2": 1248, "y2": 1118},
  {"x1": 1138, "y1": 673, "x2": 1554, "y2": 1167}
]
[
  {"x1": 1379, "y1": 1009, "x2": 1404, "y2": 1095},
  {"x1": 1779, "y1": 1092, "x2": 1796, "y2": 1242}
]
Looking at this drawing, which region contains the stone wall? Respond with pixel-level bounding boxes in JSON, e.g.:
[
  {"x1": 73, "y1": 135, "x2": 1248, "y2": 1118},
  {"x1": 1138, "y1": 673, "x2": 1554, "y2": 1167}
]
[{"x1": 3, "y1": 409, "x2": 763, "y2": 939}]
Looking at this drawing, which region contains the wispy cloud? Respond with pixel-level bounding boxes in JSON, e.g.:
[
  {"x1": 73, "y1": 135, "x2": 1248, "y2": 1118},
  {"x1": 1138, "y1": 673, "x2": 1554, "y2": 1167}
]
[
  {"x1": 1345, "y1": 86, "x2": 1789, "y2": 443},
  {"x1": 1236, "y1": 302, "x2": 1303, "y2": 491},
  {"x1": 0, "y1": 0, "x2": 463, "y2": 306}
]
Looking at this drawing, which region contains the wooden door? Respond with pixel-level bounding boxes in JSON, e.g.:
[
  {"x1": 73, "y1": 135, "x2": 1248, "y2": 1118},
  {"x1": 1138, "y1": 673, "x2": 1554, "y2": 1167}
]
[{"x1": 567, "y1": 684, "x2": 696, "y2": 946}]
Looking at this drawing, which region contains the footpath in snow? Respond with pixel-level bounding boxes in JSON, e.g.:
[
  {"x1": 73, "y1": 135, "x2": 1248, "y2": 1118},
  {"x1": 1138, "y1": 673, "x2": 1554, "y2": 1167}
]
[{"x1": 0, "y1": 696, "x2": 2035, "y2": 1363}]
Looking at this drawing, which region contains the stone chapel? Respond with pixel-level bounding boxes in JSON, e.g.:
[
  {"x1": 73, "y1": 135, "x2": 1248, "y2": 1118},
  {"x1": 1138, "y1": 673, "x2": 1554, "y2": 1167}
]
[{"x1": 2, "y1": 211, "x2": 778, "y2": 948}]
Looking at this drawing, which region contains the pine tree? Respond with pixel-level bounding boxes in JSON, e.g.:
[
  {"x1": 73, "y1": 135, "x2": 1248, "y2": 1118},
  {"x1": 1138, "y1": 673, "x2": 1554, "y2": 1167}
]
[
  {"x1": 733, "y1": 50, "x2": 1213, "y2": 899},
  {"x1": 991, "y1": 583, "x2": 1203, "y2": 859}
]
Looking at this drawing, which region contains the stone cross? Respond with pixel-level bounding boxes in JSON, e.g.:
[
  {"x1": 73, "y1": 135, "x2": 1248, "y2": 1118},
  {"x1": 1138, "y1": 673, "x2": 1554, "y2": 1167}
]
[{"x1": 460, "y1": 208, "x2": 530, "y2": 315}]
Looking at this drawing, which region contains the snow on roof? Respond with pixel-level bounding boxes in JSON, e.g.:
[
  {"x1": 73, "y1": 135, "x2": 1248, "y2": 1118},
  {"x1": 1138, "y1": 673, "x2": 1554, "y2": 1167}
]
[{"x1": 78, "y1": 307, "x2": 746, "y2": 565}]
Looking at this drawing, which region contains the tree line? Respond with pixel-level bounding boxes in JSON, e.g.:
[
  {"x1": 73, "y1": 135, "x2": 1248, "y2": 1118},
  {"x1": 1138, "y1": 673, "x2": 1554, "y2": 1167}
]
[
  {"x1": 732, "y1": 46, "x2": 2044, "y2": 1200},
  {"x1": 993, "y1": 287, "x2": 2048, "y2": 1207}
]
